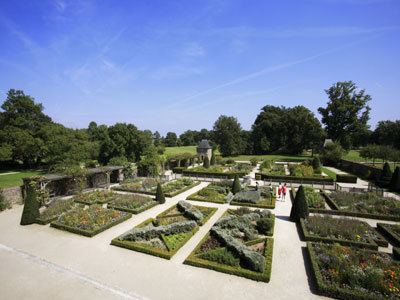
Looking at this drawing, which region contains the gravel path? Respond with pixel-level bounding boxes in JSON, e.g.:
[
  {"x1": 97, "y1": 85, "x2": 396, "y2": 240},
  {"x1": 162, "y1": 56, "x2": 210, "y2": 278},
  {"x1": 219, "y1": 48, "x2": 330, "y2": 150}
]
[{"x1": 0, "y1": 182, "x2": 327, "y2": 300}]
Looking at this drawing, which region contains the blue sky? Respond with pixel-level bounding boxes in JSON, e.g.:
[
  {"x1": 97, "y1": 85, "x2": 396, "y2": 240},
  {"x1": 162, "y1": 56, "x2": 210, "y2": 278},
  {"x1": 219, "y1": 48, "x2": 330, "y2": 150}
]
[{"x1": 0, "y1": 0, "x2": 399, "y2": 136}]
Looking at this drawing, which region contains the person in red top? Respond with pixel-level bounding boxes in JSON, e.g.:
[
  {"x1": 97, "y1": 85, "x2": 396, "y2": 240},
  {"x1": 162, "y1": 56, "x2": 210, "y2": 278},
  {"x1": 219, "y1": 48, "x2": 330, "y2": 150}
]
[
  {"x1": 278, "y1": 183, "x2": 282, "y2": 200},
  {"x1": 282, "y1": 183, "x2": 287, "y2": 201}
]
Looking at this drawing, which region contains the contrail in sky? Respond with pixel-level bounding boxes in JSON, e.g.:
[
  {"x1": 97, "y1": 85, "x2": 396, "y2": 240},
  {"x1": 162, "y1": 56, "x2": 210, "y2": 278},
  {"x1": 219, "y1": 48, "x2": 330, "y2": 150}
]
[{"x1": 167, "y1": 35, "x2": 380, "y2": 109}]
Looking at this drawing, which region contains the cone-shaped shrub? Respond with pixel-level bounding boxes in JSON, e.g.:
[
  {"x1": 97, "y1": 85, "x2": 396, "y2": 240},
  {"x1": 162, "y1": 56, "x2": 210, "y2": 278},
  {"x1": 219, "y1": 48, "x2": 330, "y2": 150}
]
[
  {"x1": 289, "y1": 185, "x2": 309, "y2": 222},
  {"x1": 381, "y1": 162, "x2": 393, "y2": 180},
  {"x1": 204, "y1": 156, "x2": 210, "y2": 169},
  {"x1": 232, "y1": 175, "x2": 241, "y2": 194},
  {"x1": 312, "y1": 157, "x2": 321, "y2": 170},
  {"x1": 390, "y1": 167, "x2": 400, "y2": 192},
  {"x1": 20, "y1": 185, "x2": 40, "y2": 225},
  {"x1": 155, "y1": 183, "x2": 165, "y2": 204},
  {"x1": 210, "y1": 153, "x2": 216, "y2": 166}
]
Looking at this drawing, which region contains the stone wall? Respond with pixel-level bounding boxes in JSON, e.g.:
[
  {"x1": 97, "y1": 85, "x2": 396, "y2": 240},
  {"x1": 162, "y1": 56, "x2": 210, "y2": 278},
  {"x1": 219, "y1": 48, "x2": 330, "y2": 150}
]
[
  {"x1": 1, "y1": 186, "x2": 24, "y2": 206},
  {"x1": 339, "y1": 159, "x2": 382, "y2": 180}
]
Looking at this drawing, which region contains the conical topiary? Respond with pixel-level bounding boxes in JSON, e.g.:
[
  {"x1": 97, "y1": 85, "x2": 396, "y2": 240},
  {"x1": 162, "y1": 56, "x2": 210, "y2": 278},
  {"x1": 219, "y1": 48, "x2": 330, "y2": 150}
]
[
  {"x1": 210, "y1": 153, "x2": 216, "y2": 166},
  {"x1": 20, "y1": 185, "x2": 40, "y2": 225},
  {"x1": 232, "y1": 175, "x2": 241, "y2": 194},
  {"x1": 381, "y1": 162, "x2": 393, "y2": 180},
  {"x1": 204, "y1": 156, "x2": 210, "y2": 168},
  {"x1": 155, "y1": 182, "x2": 165, "y2": 204},
  {"x1": 312, "y1": 157, "x2": 321, "y2": 170},
  {"x1": 390, "y1": 167, "x2": 400, "y2": 192},
  {"x1": 289, "y1": 185, "x2": 309, "y2": 222}
]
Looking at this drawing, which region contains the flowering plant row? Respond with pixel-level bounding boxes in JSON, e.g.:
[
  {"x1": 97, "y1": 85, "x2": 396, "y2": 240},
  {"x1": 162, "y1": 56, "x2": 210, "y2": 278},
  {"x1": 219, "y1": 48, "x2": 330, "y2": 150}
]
[{"x1": 73, "y1": 190, "x2": 118, "y2": 205}]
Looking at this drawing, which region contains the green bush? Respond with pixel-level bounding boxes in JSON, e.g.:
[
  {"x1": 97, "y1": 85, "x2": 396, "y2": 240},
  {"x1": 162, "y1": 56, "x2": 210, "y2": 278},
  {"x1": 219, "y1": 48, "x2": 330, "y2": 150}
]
[
  {"x1": 312, "y1": 157, "x2": 321, "y2": 170},
  {"x1": 232, "y1": 175, "x2": 241, "y2": 194},
  {"x1": 321, "y1": 141, "x2": 344, "y2": 166},
  {"x1": 380, "y1": 162, "x2": 392, "y2": 182},
  {"x1": 156, "y1": 183, "x2": 165, "y2": 204},
  {"x1": 336, "y1": 174, "x2": 357, "y2": 183},
  {"x1": 390, "y1": 167, "x2": 400, "y2": 192},
  {"x1": 256, "y1": 218, "x2": 274, "y2": 233},
  {"x1": 210, "y1": 153, "x2": 216, "y2": 166},
  {"x1": 250, "y1": 158, "x2": 258, "y2": 166},
  {"x1": 289, "y1": 185, "x2": 309, "y2": 222},
  {"x1": 204, "y1": 156, "x2": 210, "y2": 168},
  {"x1": 20, "y1": 186, "x2": 40, "y2": 225},
  {"x1": 226, "y1": 159, "x2": 235, "y2": 164},
  {"x1": 198, "y1": 248, "x2": 240, "y2": 267}
]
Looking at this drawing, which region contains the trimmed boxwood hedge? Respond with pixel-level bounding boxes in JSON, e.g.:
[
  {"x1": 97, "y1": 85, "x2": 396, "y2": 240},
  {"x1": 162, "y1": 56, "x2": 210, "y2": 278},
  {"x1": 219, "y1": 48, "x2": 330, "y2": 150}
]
[
  {"x1": 377, "y1": 223, "x2": 400, "y2": 247},
  {"x1": 255, "y1": 172, "x2": 334, "y2": 184},
  {"x1": 182, "y1": 170, "x2": 248, "y2": 179},
  {"x1": 312, "y1": 191, "x2": 400, "y2": 222},
  {"x1": 172, "y1": 167, "x2": 185, "y2": 174},
  {"x1": 107, "y1": 201, "x2": 158, "y2": 214},
  {"x1": 230, "y1": 198, "x2": 276, "y2": 209},
  {"x1": 157, "y1": 204, "x2": 218, "y2": 226},
  {"x1": 111, "y1": 226, "x2": 200, "y2": 260},
  {"x1": 394, "y1": 247, "x2": 400, "y2": 260},
  {"x1": 336, "y1": 174, "x2": 358, "y2": 183},
  {"x1": 306, "y1": 242, "x2": 393, "y2": 300},
  {"x1": 299, "y1": 218, "x2": 384, "y2": 250},
  {"x1": 50, "y1": 213, "x2": 132, "y2": 237},
  {"x1": 36, "y1": 215, "x2": 58, "y2": 225},
  {"x1": 184, "y1": 233, "x2": 274, "y2": 282}
]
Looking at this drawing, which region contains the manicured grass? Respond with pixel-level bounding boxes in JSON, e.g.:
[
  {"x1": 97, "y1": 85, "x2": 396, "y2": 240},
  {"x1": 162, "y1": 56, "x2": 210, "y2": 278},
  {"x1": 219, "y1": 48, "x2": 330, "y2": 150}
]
[
  {"x1": 343, "y1": 150, "x2": 397, "y2": 170},
  {"x1": 164, "y1": 146, "x2": 197, "y2": 155},
  {"x1": 321, "y1": 167, "x2": 337, "y2": 180},
  {"x1": 0, "y1": 171, "x2": 45, "y2": 188}
]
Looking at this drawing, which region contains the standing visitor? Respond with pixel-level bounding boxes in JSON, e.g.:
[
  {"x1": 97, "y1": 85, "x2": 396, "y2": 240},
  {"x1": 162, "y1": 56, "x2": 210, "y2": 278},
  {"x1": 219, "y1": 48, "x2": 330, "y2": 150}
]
[
  {"x1": 269, "y1": 184, "x2": 274, "y2": 199},
  {"x1": 282, "y1": 183, "x2": 287, "y2": 201},
  {"x1": 278, "y1": 182, "x2": 282, "y2": 200}
]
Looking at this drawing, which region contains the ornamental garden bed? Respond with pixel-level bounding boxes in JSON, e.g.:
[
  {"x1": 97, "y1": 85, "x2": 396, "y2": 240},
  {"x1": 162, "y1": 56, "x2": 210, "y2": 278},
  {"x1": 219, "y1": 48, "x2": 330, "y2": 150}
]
[
  {"x1": 230, "y1": 188, "x2": 276, "y2": 209},
  {"x1": 181, "y1": 163, "x2": 253, "y2": 179},
  {"x1": 36, "y1": 197, "x2": 76, "y2": 225},
  {"x1": 51, "y1": 207, "x2": 131, "y2": 237},
  {"x1": 107, "y1": 194, "x2": 158, "y2": 214},
  {"x1": 377, "y1": 223, "x2": 400, "y2": 247},
  {"x1": 307, "y1": 242, "x2": 400, "y2": 300},
  {"x1": 300, "y1": 215, "x2": 387, "y2": 250},
  {"x1": 291, "y1": 187, "x2": 326, "y2": 209},
  {"x1": 113, "y1": 178, "x2": 199, "y2": 197},
  {"x1": 186, "y1": 181, "x2": 232, "y2": 204},
  {"x1": 73, "y1": 190, "x2": 118, "y2": 205},
  {"x1": 315, "y1": 191, "x2": 400, "y2": 221},
  {"x1": 112, "y1": 177, "x2": 165, "y2": 194},
  {"x1": 184, "y1": 207, "x2": 275, "y2": 282},
  {"x1": 111, "y1": 200, "x2": 217, "y2": 259}
]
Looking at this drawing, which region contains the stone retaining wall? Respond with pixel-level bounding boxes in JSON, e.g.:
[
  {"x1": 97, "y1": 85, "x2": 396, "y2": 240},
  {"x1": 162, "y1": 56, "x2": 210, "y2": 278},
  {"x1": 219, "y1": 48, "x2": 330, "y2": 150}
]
[{"x1": 1, "y1": 186, "x2": 24, "y2": 206}]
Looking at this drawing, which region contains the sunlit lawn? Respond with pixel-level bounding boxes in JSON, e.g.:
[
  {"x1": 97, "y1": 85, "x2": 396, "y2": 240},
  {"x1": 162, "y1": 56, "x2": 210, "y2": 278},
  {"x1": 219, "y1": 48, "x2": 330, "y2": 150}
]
[{"x1": 0, "y1": 171, "x2": 45, "y2": 188}]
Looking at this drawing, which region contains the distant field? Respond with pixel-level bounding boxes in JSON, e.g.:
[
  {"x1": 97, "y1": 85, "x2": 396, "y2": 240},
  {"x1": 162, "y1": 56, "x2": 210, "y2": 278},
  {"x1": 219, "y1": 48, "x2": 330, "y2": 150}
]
[
  {"x1": 0, "y1": 171, "x2": 45, "y2": 188},
  {"x1": 164, "y1": 146, "x2": 197, "y2": 155}
]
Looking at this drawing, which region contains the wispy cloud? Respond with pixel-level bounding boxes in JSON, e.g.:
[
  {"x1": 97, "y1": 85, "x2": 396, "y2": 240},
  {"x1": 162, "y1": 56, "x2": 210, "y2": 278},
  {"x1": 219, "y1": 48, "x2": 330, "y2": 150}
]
[
  {"x1": 167, "y1": 36, "x2": 377, "y2": 109},
  {"x1": 149, "y1": 65, "x2": 204, "y2": 80},
  {"x1": 54, "y1": 0, "x2": 66, "y2": 12},
  {"x1": 181, "y1": 42, "x2": 205, "y2": 57}
]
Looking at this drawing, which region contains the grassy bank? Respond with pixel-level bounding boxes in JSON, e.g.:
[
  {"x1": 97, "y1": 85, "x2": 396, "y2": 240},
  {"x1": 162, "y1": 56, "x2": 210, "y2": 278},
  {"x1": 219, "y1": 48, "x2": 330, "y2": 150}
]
[{"x1": 0, "y1": 171, "x2": 45, "y2": 188}]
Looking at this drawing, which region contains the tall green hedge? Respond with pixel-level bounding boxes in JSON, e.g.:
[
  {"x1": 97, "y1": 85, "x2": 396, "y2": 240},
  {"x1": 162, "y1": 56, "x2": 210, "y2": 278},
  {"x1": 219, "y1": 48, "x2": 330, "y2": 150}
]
[
  {"x1": 204, "y1": 156, "x2": 210, "y2": 168},
  {"x1": 210, "y1": 153, "x2": 216, "y2": 166},
  {"x1": 156, "y1": 183, "x2": 165, "y2": 204},
  {"x1": 390, "y1": 167, "x2": 400, "y2": 192},
  {"x1": 20, "y1": 186, "x2": 40, "y2": 225},
  {"x1": 232, "y1": 175, "x2": 241, "y2": 194},
  {"x1": 289, "y1": 185, "x2": 309, "y2": 222}
]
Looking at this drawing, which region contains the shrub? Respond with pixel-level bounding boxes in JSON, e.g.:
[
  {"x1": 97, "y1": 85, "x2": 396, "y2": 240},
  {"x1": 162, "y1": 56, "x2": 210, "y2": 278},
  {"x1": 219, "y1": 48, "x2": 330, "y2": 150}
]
[
  {"x1": 198, "y1": 248, "x2": 240, "y2": 267},
  {"x1": 232, "y1": 191, "x2": 260, "y2": 204},
  {"x1": 204, "y1": 156, "x2": 210, "y2": 168},
  {"x1": 321, "y1": 141, "x2": 344, "y2": 166},
  {"x1": 250, "y1": 158, "x2": 258, "y2": 166},
  {"x1": 312, "y1": 157, "x2": 321, "y2": 170},
  {"x1": 232, "y1": 175, "x2": 241, "y2": 194},
  {"x1": 210, "y1": 153, "x2": 216, "y2": 166},
  {"x1": 289, "y1": 185, "x2": 309, "y2": 222},
  {"x1": 256, "y1": 218, "x2": 274, "y2": 233},
  {"x1": 177, "y1": 200, "x2": 204, "y2": 224},
  {"x1": 156, "y1": 183, "x2": 165, "y2": 204},
  {"x1": 336, "y1": 174, "x2": 357, "y2": 183},
  {"x1": 226, "y1": 159, "x2": 235, "y2": 164},
  {"x1": 108, "y1": 156, "x2": 128, "y2": 166},
  {"x1": 381, "y1": 162, "x2": 392, "y2": 181},
  {"x1": 20, "y1": 186, "x2": 40, "y2": 225},
  {"x1": 390, "y1": 167, "x2": 400, "y2": 192}
]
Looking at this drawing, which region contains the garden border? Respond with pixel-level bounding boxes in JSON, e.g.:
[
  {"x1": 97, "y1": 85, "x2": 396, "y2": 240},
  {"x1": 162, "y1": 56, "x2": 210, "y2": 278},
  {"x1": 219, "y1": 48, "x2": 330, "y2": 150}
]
[
  {"x1": 112, "y1": 181, "x2": 200, "y2": 197},
  {"x1": 377, "y1": 223, "x2": 400, "y2": 247},
  {"x1": 230, "y1": 197, "x2": 276, "y2": 209},
  {"x1": 50, "y1": 213, "x2": 132, "y2": 237},
  {"x1": 107, "y1": 200, "x2": 158, "y2": 214},
  {"x1": 256, "y1": 172, "x2": 334, "y2": 184}
]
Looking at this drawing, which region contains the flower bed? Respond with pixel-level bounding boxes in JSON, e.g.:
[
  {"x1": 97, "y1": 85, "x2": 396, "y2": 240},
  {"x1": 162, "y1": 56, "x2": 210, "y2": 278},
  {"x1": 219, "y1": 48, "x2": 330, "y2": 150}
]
[
  {"x1": 307, "y1": 242, "x2": 400, "y2": 299},
  {"x1": 314, "y1": 191, "x2": 400, "y2": 221},
  {"x1": 300, "y1": 215, "x2": 387, "y2": 250},
  {"x1": 51, "y1": 207, "x2": 131, "y2": 237},
  {"x1": 377, "y1": 223, "x2": 400, "y2": 247},
  {"x1": 73, "y1": 190, "x2": 118, "y2": 205},
  {"x1": 184, "y1": 207, "x2": 275, "y2": 282},
  {"x1": 112, "y1": 178, "x2": 165, "y2": 194},
  {"x1": 36, "y1": 198, "x2": 76, "y2": 225},
  {"x1": 181, "y1": 163, "x2": 252, "y2": 179},
  {"x1": 230, "y1": 189, "x2": 276, "y2": 209},
  {"x1": 186, "y1": 181, "x2": 232, "y2": 204},
  {"x1": 113, "y1": 179, "x2": 199, "y2": 197},
  {"x1": 111, "y1": 201, "x2": 217, "y2": 259},
  {"x1": 291, "y1": 187, "x2": 325, "y2": 209},
  {"x1": 107, "y1": 194, "x2": 158, "y2": 214}
]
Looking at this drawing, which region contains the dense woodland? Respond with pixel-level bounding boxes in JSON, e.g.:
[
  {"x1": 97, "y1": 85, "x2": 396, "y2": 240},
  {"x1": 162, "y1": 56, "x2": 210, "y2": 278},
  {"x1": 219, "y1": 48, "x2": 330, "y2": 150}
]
[{"x1": 0, "y1": 81, "x2": 399, "y2": 170}]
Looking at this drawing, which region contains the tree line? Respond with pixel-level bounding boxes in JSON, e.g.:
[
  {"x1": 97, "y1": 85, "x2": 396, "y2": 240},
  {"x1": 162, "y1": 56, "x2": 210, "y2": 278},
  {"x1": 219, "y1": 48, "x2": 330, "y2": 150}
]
[{"x1": 0, "y1": 81, "x2": 399, "y2": 169}]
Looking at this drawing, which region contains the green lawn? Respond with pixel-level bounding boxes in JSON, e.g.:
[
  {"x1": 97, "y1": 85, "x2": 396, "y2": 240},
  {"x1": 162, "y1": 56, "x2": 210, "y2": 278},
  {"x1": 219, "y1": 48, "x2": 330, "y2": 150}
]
[
  {"x1": 221, "y1": 154, "x2": 311, "y2": 161},
  {"x1": 164, "y1": 146, "x2": 197, "y2": 155},
  {"x1": 0, "y1": 171, "x2": 45, "y2": 188},
  {"x1": 321, "y1": 167, "x2": 337, "y2": 180}
]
